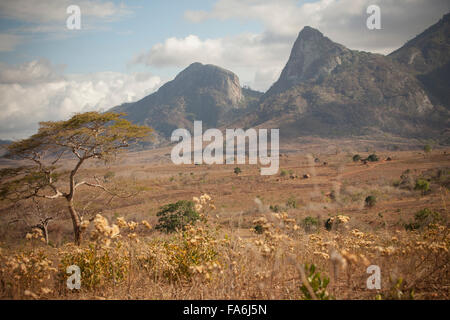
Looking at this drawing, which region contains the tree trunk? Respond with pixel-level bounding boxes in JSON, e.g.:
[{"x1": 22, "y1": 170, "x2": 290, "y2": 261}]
[
  {"x1": 66, "y1": 157, "x2": 85, "y2": 246},
  {"x1": 43, "y1": 224, "x2": 49, "y2": 245},
  {"x1": 68, "y1": 200, "x2": 82, "y2": 245}
]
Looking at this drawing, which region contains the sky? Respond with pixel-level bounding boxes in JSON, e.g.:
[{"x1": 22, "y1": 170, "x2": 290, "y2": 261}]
[{"x1": 0, "y1": 0, "x2": 449, "y2": 140}]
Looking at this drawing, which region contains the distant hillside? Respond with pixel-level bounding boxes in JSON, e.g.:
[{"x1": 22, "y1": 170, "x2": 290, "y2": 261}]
[
  {"x1": 234, "y1": 24, "x2": 447, "y2": 141},
  {"x1": 389, "y1": 13, "x2": 450, "y2": 109},
  {"x1": 111, "y1": 63, "x2": 262, "y2": 141},
  {"x1": 108, "y1": 14, "x2": 449, "y2": 145}
]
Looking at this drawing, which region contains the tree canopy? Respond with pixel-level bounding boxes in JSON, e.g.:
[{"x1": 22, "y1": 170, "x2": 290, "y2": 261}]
[{"x1": 0, "y1": 111, "x2": 152, "y2": 244}]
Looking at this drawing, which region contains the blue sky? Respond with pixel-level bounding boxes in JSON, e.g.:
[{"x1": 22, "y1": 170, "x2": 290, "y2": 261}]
[
  {"x1": 0, "y1": 0, "x2": 449, "y2": 139},
  {"x1": 0, "y1": 0, "x2": 262, "y2": 77}
]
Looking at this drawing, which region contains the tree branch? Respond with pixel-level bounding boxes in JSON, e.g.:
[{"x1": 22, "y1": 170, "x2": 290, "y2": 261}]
[
  {"x1": 75, "y1": 176, "x2": 140, "y2": 199},
  {"x1": 41, "y1": 189, "x2": 65, "y2": 199}
]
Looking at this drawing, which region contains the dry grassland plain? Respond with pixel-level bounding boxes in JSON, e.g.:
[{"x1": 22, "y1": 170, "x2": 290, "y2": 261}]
[{"x1": 0, "y1": 139, "x2": 448, "y2": 300}]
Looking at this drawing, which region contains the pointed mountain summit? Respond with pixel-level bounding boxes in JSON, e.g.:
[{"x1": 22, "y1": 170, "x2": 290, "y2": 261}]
[
  {"x1": 267, "y1": 26, "x2": 350, "y2": 95},
  {"x1": 112, "y1": 62, "x2": 261, "y2": 140},
  {"x1": 237, "y1": 25, "x2": 441, "y2": 139}
]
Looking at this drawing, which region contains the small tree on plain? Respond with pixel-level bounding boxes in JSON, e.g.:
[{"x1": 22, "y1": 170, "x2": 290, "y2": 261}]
[
  {"x1": 414, "y1": 179, "x2": 430, "y2": 195},
  {"x1": 367, "y1": 154, "x2": 379, "y2": 162},
  {"x1": 0, "y1": 112, "x2": 152, "y2": 245},
  {"x1": 365, "y1": 195, "x2": 377, "y2": 208},
  {"x1": 155, "y1": 200, "x2": 200, "y2": 233}
]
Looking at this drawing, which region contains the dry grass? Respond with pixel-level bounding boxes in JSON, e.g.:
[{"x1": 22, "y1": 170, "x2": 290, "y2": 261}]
[{"x1": 0, "y1": 145, "x2": 449, "y2": 300}]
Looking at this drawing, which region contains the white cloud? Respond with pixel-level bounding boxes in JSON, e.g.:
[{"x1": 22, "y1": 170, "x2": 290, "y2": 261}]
[
  {"x1": 0, "y1": 0, "x2": 132, "y2": 49},
  {"x1": 0, "y1": 59, "x2": 64, "y2": 84},
  {"x1": 0, "y1": 0, "x2": 130, "y2": 23},
  {"x1": 0, "y1": 59, "x2": 161, "y2": 140},
  {"x1": 132, "y1": 33, "x2": 291, "y2": 91},
  {"x1": 185, "y1": 0, "x2": 322, "y2": 37},
  {"x1": 132, "y1": 0, "x2": 450, "y2": 92},
  {"x1": 134, "y1": 35, "x2": 224, "y2": 68},
  {"x1": 184, "y1": 0, "x2": 450, "y2": 53}
]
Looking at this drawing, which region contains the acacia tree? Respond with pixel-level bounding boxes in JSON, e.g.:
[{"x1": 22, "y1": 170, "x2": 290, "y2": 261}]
[{"x1": 0, "y1": 112, "x2": 152, "y2": 245}]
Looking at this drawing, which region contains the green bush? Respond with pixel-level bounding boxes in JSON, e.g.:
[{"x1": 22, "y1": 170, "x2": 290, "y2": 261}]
[
  {"x1": 155, "y1": 200, "x2": 200, "y2": 233},
  {"x1": 404, "y1": 208, "x2": 441, "y2": 230},
  {"x1": 414, "y1": 179, "x2": 430, "y2": 194},
  {"x1": 352, "y1": 154, "x2": 361, "y2": 162},
  {"x1": 254, "y1": 224, "x2": 264, "y2": 234},
  {"x1": 300, "y1": 264, "x2": 332, "y2": 300},
  {"x1": 233, "y1": 167, "x2": 241, "y2": 175},
  {"x1": 415, "y1": 208, "x2": 440, "y2": 224},
  {"x1": 269, "y1": 204, "x2": 281, "y2": 213},
  {"x1": 365, "y1": 195, "x2": 377, "y2": 208},
  {"x1": 424, "y1": 144, "x2": 432, "y2": 153},
  {"x1": 280, "y1": 169, "x2": 288, "y2": 177},
  {"x1": 325, "y1": 218, "x2": 333, "y2": 231},
  {"x1": 367, "y1": 154, "x2": 379, "y2": 162}
]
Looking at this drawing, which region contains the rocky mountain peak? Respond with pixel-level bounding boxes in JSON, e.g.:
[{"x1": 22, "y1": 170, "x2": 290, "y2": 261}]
[
  {"x1": 110, "y1": 62, "x2": 262, "y2": 139},
  {"x1": 242, "y1": 24, "x2": 441, "y2": 140},
  {"x1": 162, "y1": 62, "x2": 242, "y2": 106},
  {"x1": 296, "y1": 26, "x2": 325, "y2": 40},
  {"x1": 266, "y1": 26, "x2": 350, "y2": 95}
]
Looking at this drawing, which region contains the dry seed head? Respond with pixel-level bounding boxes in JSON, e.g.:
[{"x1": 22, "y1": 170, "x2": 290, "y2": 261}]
[
  {"x1": 32, "y1": 228, "x2": 43, "y2": 237},
  {"x1": 94, "y1": 214, "x2": 120, "y2": 238},
  {"x1": 141, "y1": 220, "x2": 152, "y2": 230},
  {"x1": 116, "y1": 217, "x2": 127, "y2": 228},
  {"x1": 127, "y1": 221, "x2": 138, "y2": 231},
  {"x1": 313, "y1": 251, "x2": 330, "y2": 259}
]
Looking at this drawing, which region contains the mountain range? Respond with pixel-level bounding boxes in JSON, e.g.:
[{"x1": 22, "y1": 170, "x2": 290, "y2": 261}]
[{"x1": 111, "y1": 13, "x2": 450, "y2": 145}]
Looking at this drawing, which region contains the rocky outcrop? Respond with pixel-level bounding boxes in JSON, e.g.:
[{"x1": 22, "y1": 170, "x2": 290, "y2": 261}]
[
  {"x1": 112, "y1": 63, "x2": 261, "y2": 139},
  {"x1": 239, "y1": 25, "x2": 440, "y2": 139},
  {"x1": 389, "y1": 13, "x2": 450, "y2": 109},
  {"x1": 110, "y1": 14, "x2": 449, "y2": 143}
]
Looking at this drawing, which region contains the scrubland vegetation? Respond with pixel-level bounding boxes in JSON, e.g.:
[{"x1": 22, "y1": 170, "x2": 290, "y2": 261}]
[
  {"x1": 0, "y1": 128, "x2": 448, "y2": 300},
  {"x1": 0, "y1": 191, "x2": 448, "y2": 300}
]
